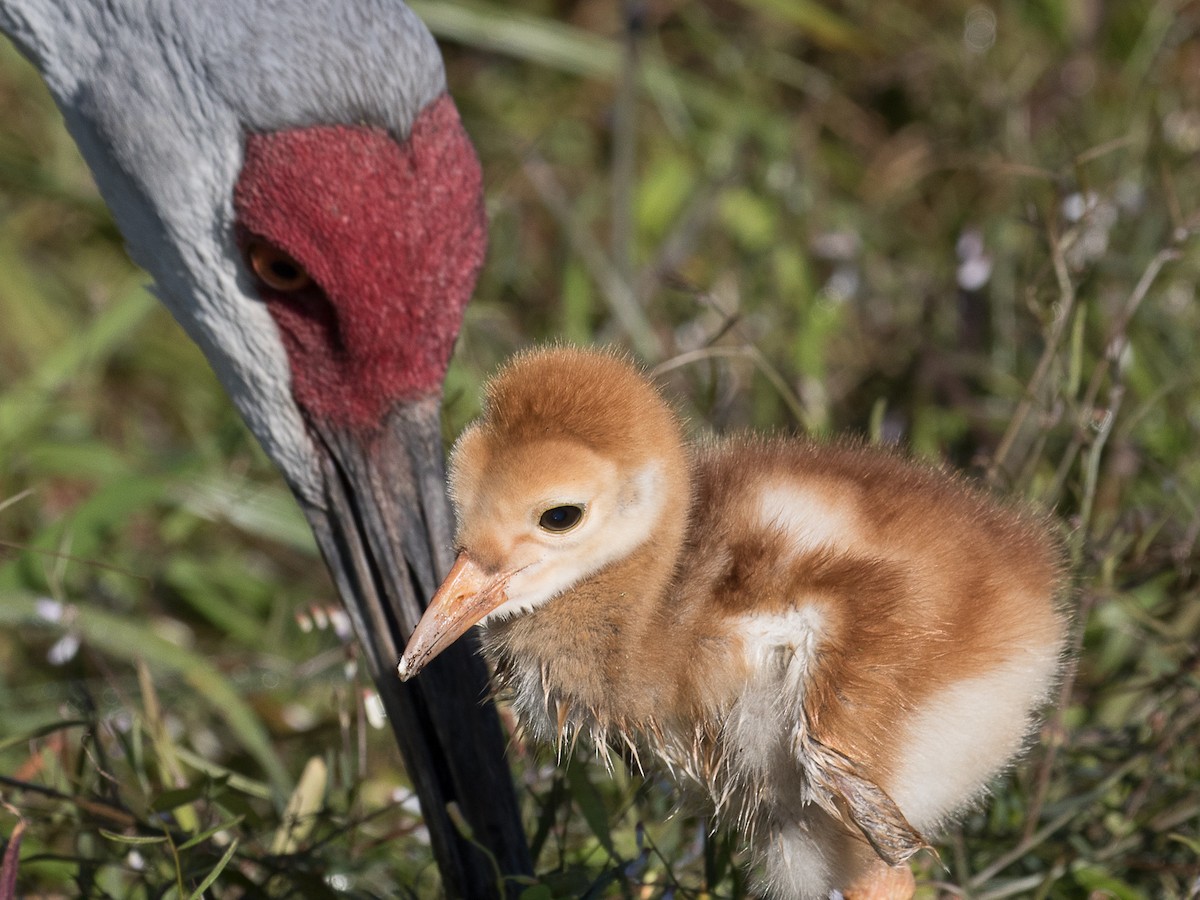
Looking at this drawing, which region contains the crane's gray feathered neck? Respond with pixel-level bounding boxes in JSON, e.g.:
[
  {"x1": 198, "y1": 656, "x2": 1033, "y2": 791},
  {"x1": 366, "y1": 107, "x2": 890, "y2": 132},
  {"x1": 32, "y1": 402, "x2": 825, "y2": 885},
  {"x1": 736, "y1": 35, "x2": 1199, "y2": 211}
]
[{"x1": 0, "y1": 0, "x2": 451, "y2": 502}]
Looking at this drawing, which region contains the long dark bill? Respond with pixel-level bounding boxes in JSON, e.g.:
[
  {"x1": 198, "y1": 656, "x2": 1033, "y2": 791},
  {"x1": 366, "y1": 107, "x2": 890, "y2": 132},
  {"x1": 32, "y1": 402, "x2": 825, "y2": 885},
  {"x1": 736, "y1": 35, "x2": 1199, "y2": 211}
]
[{"x1": 298, "y1": 395, "x2": 530, "y2": 899}]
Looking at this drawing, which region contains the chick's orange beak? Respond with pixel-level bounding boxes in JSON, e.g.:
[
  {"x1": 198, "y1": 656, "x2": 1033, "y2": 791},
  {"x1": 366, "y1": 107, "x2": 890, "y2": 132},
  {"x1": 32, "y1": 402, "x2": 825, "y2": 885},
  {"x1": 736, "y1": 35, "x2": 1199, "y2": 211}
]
[{"x1": 398, "y1": 551, "x2": 510, "y2": 681}]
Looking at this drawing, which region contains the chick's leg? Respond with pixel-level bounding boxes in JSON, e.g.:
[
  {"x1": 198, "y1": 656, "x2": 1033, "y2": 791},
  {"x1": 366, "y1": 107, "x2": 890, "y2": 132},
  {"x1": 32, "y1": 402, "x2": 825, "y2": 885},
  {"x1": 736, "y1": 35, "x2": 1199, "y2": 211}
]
[{"x1": 841, "y1": 859, "x2": 916, "y2": 900}]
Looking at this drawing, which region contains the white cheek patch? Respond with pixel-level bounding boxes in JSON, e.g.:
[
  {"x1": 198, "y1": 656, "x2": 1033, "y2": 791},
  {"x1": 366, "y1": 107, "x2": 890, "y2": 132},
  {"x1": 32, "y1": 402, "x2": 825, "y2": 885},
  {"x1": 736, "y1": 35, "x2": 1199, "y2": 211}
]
[
  {"x1": 477, "y1": 593, "x2": 545, "y2": 629},
  {"x1": 618, "y1": 461, "x2": 663, "y2": 514},
  {"x1": 888, "y1": 641, "x2": 1063, "y2": 831},
  {"x1": 756, "y1": 482, "x2": 858, "y2": 556},
  {"x1": 589, "y1": 459, "x2": 665, "y2": 573},
  {"x1": 478, "y1": 461, "x2": 667, "y2": 623}
]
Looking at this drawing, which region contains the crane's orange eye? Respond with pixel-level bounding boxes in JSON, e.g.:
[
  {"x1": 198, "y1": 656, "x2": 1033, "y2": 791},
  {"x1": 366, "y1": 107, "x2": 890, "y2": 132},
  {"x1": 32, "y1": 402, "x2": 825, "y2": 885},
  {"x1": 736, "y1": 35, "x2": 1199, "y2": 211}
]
[
  {"x1": 539, "y1": 505, "x2": 584, "y2": 533},
  {"x1": 247, "y1": 241, "x2": 311, "y2": 292}
]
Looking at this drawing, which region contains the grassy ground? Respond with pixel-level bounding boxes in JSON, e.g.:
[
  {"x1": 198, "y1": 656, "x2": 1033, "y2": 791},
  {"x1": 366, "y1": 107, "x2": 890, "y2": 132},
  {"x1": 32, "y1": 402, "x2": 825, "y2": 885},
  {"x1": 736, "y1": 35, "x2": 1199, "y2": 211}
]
[{"x1": 1, "y1": 0, "x2": 1198, "y2": 897}]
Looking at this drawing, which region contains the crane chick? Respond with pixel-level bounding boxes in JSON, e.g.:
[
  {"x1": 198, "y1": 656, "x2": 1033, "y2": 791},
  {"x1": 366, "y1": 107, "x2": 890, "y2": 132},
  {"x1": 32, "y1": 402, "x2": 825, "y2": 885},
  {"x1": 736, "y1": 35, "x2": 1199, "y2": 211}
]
[{"x1": 399, "y1": 346, "x2": 1067, "y2": 899}]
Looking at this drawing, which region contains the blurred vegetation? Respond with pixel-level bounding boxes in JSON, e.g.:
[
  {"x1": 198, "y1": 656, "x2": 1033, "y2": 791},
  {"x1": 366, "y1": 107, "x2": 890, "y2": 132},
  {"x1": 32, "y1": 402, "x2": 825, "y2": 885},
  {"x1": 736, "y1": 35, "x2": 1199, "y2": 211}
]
[{"x1": 1, "y1": 0, "x2": 1198, "y2": 897}]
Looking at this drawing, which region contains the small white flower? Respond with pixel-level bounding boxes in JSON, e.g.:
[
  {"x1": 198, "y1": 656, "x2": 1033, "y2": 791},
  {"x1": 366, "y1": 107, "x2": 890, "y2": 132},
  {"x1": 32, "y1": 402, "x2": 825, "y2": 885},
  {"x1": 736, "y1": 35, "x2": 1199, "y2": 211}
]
[
  {"x1": 956, "y1": 228, "x2": 993, "y2": 290},
  {"x1": 47, "y1": 632, "x2": 80, "y2": 666},
  {"x1": 329, "y1": 609, "x2": 353, "y2": 642},
  {"x1": 35, "y1": 597, "x2": 65, "y2": 623},
  {"x1": 958, "y1": 256, "x2": 993, "y2": 290},
  {"x1": 281, "y1": 703, "x2": 317, "y2": 731},
  {"x1": 363, "y1": 690, "x2": 387, "y2": 730},
  {"x1": 325, "y1": 874, "x2": 351, "y2": 891},
  {"x1": 1062, "y1": 191, "x2": 1095, "y2": 222}
]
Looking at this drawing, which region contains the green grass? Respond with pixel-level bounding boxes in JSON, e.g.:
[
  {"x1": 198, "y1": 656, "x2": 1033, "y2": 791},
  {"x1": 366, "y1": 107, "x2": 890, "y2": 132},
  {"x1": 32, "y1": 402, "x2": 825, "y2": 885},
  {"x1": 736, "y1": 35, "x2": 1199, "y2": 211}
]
[{"x1": 2, "y1": 0, "x2": 1199, "y2": 896}]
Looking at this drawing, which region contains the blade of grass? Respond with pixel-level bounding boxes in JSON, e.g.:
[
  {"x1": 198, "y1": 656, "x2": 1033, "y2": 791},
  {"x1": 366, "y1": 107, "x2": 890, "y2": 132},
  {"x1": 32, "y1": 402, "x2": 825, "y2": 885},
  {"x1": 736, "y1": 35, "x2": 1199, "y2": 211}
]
[
  {"x1": 270, "y1": 756, "x2": 326, "y2": 855},
  {"x1": 0, "y1": 810, "x2": 24, "y2": 900},
  {"x1": 412, "y1": 0, "x2": 789, "y2": 143},
  {"x1": 173, "y1": 748, "x2": 273, "y2": 801},
  {"x1": 522, "y1": 152, "x2": 663, "y2": 360},
  {"x1": 0, "y1": 281, "x2": 155, "y2": 448},
  {"x1": 177, "y1": 817, "x2": 244, "y2": 853},
  {"x1": 98, "y1": 830, "x2": 168, "y2": 846},
  {"x1": 0, "y1": 591, "x2": 291, "y2": 797},
  {"x1": 732, "y1": 0, "x2": 868, "y2": 51},
  {"x1": 186, "y1": 838, "x2": 238, "y2": 900},
  {"x1": 172, "y1": 477, "x2": 316, "y2": 553},
  {"x1": 138, "y1": 660, "x2": 200, "y2": 833}
]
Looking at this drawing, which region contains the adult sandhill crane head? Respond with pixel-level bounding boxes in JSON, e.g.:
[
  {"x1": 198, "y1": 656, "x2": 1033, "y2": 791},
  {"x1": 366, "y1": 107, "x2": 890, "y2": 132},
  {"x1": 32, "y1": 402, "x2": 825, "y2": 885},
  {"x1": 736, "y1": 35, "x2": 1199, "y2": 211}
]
[{"x1": 0, "y1": 1, "x2": 529, "y2": 895}]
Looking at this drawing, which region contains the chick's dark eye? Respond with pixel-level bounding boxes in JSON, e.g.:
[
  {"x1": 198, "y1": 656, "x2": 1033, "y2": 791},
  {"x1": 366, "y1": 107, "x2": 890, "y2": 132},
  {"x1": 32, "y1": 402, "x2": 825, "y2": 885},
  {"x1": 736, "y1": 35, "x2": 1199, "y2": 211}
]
[
  {"x1": 247, "y1": 240, "x2": 312, "y2": 292},
  {"x1": 539, "y1": 505, "x2": 584, "y2": 533}
]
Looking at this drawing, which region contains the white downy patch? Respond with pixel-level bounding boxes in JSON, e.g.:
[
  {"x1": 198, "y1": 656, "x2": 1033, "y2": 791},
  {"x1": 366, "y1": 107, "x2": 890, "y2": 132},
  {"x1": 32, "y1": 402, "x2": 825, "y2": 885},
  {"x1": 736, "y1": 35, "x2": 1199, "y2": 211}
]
[
  {"x1": 720, "y1": 608, "x2": 825, "y2": 826},
  {"x1": 888, "y1": 641, "x2": 1063, "y2": 830},
  {"x1": 756, "y1": 483, "x2": 858, "y2": 556},
  {"x1": 737, "y1": 606, "x2": 826, "y2": 672},
  {"x1": 732, "y1": 607, "x2": 825, "y2": 749},
  {"x1": 507, "y1": 666, "x2": 554, "y2": 741},
  {"x1": 754, "y1": 815, "x2": 859, "y2": 900}
]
